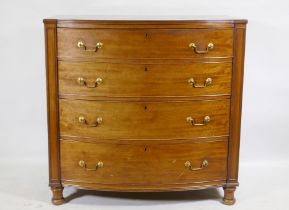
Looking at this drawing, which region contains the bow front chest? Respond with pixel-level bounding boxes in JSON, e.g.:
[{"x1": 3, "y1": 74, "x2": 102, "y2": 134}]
[{"x1": 44, "y1": 16, "x2": 247, "y2": 205}]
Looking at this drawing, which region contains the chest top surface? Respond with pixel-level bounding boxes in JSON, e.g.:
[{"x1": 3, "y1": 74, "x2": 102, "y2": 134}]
[{"x1": 44, "y1": 15, "x2": 247, "y2": 27}]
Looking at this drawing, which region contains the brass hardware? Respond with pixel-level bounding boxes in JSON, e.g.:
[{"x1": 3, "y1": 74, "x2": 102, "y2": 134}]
[
  {"x1": 77, "y1": 41, "x2": 85, "y2": 48},
  {"x1": 96, "y1": 117, "x2": 103, "y2": 125},
  {"x1": 77, "y1": 77, "x2": 85, "y2": 86},
  {"x1": 96, "y1": 78, "x2": 103, "y2": 85},
  {"x1": 188, "y1": 77, "x2": 212, "y2": 88},
  {"x1": 77, "y1": 40, "x2": 103, "y2": 52},
  {"x1": 79, "y1": 160, "x2": 104, "y2": 171},
  {"x1": 184, "y1": 160, "x2": 209, "y2": 171},
  {"x1": 186, "y1": 116, "x2": 210, "y2": 126},
  {"x1": 78, "y1": 116, "x2": 103, "y2": 127},
  {"x1": 189, "y1": 42, "x2": 214, "y2": 54},
  {"x1": 77, "y1": 77, "x2": 103, "y2": 88},
  {"x1": 96, "y1": 42, "x2": 103, "y2": 49}
]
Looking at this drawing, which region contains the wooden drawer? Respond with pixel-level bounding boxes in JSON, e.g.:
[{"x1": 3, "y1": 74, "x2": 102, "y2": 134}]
[
  {"x1": 58, "y1": 29, "x2": 233, "y2": 59},
  {"x1": 61, "y1": 140, "x2": 228, "y2": 187},
  {"x1": 59, "y1": 62, "x2": 232, "y2": 97},
  {"x1": 59, "y1": 100, "x2": 230, "y2": 139}
]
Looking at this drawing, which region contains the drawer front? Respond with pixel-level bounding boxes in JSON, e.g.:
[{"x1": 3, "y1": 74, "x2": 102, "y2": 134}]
[
  {"x1": 61, "y1": 140, "x2": 228, "y2": 185},
  {"x1": 59, "y1": 62, "x2": 232, "y2": 97},
  {"x1": 59, "y1": 100, "x2": 230, "y2": 139},
  {"x1": 58, "y1": 29, "x2": 233, "y2": 59}
]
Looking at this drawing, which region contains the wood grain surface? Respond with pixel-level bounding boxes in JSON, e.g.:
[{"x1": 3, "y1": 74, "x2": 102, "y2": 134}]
[
  {"x1": 44, "y1": 18, "x2": 247, "y2": 204},
  {"x1": 59, "y1": 61, "x2": 232, "y2": 97},
  {"x1": 59, "y1": 99, "x2": 230, "y2": 140},
  {"x1": 58, "y1": 29, "x2": 233, "y2": 59},
  {"x1": 61, "y1": 140, "x2": 228, "y2": 186}
]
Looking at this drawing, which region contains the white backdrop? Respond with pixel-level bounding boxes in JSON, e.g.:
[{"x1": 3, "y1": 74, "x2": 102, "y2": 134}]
[{"x1": 0, "y1": 0, "x2": 289, "y2": 165}]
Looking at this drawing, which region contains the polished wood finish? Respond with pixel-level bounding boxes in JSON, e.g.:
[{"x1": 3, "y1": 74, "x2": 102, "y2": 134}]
[
  {"x1": 58, "y1": 29, "x2": 233, "y2": 59},
  {"x1": 44, "y1": 20, "x2": 63, "y2": 201},
  {"x1": 226, "y1": 23, "x2": 246, "y2": 190},
  {"x1": 44, "y1": 17, "x2": 247, "y2": 205},
  {"x1": 51, "y1": 186, "x2": 64, "y2": 205},
  {"x1": 59, "y1": 62, "x2": 232, "y2": 97},
  {"x1": 53, "y1": 16, "x2": 247, "y2": 29},
  {"x1": 59, "y1": 100, "x2": 230, "y2": 139},
  {"x1": 61, "y1": 140, "x2": 228, "y2": 187},
  {"x1": 223, "y1": 186, "x2": 236, "y2": 205}
]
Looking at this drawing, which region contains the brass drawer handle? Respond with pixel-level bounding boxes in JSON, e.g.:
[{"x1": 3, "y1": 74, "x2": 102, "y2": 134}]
[
  {"x1": 188, "y1": 78, "x2": 212, "y2": 88},
  {"x1": 186, "y1": 116, "x2": 210, "y2": 126},
  {"x1": 185, "y1": 160, "x2": 208, "y2": 171},
  {"x1": 78, "y1": 116, "x2": 103, "y2": 127},
  {"x1": 79, "y1": 160, "x2": 104, "y2": 171},
  {"x1": 189, "y1": 42, "x2": 214, "y2": 54},
  {"x1": 77, "y1": 40, "x2": 103, "y2": 52},
  {"x1": 77, "y1": 77, "x2": 103, "y2": 88}
]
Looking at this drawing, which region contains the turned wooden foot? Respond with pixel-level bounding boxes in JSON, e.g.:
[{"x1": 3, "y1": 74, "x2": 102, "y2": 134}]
[
  {"x1": 223, "y1": 187, "x2": 236, "y2": 205},
  {"x1": 51, "y1": 186, "x2": 65, "y2": 205}
]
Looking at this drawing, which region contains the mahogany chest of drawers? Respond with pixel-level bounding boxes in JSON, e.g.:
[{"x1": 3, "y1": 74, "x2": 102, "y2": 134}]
[{"x1": 44, "y1": 17, "x2": 247, "y2": 205}]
